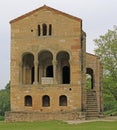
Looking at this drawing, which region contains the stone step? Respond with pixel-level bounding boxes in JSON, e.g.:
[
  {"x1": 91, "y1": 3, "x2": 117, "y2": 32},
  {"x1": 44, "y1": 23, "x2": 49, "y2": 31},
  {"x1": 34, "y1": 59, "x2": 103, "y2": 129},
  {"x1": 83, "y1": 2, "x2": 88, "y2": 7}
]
[
  {"x1": 86, "y1": 91, "x2": 99, "y2": 118},
  {"x1": 87, "y1": 107, "x2": 97, "y2": 109},
  {"x1": 87, "y1": 109, "x2": 98, "y2": 112},
  {"x1": 87, "y1": 102, "x2": 97, "y2": 104}
]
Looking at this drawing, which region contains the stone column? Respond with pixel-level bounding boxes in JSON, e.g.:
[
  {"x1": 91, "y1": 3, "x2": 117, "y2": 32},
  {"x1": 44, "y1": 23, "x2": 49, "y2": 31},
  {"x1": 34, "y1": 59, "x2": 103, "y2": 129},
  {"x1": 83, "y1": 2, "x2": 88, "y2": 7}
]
[
  {"x1": 19, "y1": 62, "x2": 23, "y2": 85},
  {"x1": 69, "y1": 59, "x2": 71, "y2": 84},
  {"x1": 23, "y1": 66, "x2": 26, "y2": 84},
  {"x1": 53, "y1": 60, "x2": 57, "y2": 84},
  {"x1": 34, "y1": 61, "x2": 38, "y2": 84}
]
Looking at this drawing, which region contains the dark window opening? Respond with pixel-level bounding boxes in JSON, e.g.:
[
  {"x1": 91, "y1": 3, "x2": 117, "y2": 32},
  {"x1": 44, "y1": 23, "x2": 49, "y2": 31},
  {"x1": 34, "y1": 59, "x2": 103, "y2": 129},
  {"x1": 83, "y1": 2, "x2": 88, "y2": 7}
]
[
  {"x1": 31, "y1": 66, "x2": 34, "y2": 84},
  {"x1": 86, "y1": 68, "x2": 94, "y2": 89},
  {"x1": 46, "y1": 65, "x2": 53, "y2": 77},
  {"x1": 42, "y1": 24, "x2": 47, "y2": 36},
  {"x1": 38, "y1": 25, "x2": 41, "y2": 36},
  {"x1": 49, "y1": 24, "x2": 52, "y2": 35},
  {"x1": 59, "y1": 95, "x2": 67, "y2": 106},
  {"x1": 62, "y1": 66, "x2": 70, "y2": 84},
  {"x1": 25, "y1": 95, "x2": 32, "y2": 106},
  {"x1": 37, "y1": 66, "x2": 39, "y2": 82},
  {"x1": 42, "y1": 95, "x2": 50, "y2": 107}
]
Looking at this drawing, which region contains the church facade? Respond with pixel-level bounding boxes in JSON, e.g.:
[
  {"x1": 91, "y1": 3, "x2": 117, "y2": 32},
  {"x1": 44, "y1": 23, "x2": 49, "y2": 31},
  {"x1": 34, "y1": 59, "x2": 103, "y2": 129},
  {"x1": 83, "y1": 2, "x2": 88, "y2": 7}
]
[{"x1": 6, "y1": 5, "x2": 103, "y2": 121}]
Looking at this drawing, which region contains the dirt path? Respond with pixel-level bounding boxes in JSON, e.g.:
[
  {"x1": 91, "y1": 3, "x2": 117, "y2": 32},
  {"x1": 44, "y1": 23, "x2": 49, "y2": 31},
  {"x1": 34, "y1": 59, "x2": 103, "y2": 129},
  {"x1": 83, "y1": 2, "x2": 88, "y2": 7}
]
[{"x1": 66, "y1": 116, "x2": 117, "y2": 124}]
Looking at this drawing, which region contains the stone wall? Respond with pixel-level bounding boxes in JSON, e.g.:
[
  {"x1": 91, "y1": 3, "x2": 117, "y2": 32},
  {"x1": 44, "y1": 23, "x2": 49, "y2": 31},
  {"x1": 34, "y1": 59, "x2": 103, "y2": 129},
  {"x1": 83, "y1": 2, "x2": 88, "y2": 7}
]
[
  {"x1": 8, "y1": 5, "x2": 103, "y2": 122},
  {"x1": 5, "y1": 110, "x2": 85, "y2": 122}
]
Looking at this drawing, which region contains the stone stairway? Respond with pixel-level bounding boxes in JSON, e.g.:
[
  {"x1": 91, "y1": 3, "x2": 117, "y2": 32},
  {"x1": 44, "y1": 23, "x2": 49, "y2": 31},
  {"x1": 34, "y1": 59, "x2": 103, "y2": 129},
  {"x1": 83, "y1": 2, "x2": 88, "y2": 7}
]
[{"x1": 86, "y1": 90, "x2": 99, "y2": 119}]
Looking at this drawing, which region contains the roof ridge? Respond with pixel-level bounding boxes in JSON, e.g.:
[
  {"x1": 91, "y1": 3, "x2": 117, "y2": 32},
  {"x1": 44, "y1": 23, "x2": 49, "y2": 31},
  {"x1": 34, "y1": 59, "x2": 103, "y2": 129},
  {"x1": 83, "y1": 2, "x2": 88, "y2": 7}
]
[{"x1": 10, "y1": 5, "x2": 82, "y2": 24}]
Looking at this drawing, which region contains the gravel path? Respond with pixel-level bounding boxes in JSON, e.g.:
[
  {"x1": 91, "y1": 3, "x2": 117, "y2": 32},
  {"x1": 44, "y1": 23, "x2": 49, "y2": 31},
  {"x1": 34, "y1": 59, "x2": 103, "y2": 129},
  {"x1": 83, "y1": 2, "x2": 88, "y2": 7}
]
[{"x1": 66, "y1": 116, "x2": 117, "y2": 124}]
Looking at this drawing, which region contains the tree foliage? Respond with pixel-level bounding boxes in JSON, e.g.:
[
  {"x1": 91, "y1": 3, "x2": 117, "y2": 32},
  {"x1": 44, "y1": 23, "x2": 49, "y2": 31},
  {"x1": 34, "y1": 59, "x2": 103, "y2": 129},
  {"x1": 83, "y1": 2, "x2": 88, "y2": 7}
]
[
  {"x1": 0, "y1": 82, "x2": 10, "y2": 116},
  {"x1": 94, "y1": 26, "x2": 117, "y2": 111}
]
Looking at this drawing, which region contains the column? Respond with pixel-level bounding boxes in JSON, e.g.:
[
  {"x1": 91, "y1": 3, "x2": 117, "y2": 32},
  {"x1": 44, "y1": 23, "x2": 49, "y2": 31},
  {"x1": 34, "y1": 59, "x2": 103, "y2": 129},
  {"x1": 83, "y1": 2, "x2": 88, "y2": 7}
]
[
  {"x1": 19, "y1": 62, "x2": 23, "y2": 85},
  {"x1": 53, "y1": 60, "x2": 57, "y2": 84},
  {"x1": 69, "y1": 59, "x2": 71, "y2": 84},
  {"x1": 34, "y1": 61, "x2": 38, "y2": 84}
]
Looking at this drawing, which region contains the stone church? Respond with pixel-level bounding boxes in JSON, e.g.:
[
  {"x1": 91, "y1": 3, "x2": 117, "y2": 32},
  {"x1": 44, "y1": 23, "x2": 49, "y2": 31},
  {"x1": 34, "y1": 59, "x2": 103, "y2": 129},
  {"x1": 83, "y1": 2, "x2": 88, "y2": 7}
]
[{"x1": 5, "y1": 5, "x2": 103, "y2": 121}]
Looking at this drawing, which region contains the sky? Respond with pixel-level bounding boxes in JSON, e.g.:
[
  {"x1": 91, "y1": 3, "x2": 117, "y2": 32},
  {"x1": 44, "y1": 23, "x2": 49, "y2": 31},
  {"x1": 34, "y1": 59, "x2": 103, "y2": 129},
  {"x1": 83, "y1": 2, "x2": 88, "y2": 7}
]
[{"x1": 0, "y1": 0, "x2": 117, "y2": 89}]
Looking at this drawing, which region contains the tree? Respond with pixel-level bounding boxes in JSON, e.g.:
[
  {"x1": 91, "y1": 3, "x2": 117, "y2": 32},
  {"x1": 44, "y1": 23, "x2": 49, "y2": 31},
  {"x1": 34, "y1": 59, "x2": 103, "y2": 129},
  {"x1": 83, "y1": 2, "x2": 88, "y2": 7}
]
[
  {"x1": 0, "y1": 82, "x2": 10, "y2": 117},
  {"x1": 94, "y1": 26, "x2": 117, "y2": 110}
]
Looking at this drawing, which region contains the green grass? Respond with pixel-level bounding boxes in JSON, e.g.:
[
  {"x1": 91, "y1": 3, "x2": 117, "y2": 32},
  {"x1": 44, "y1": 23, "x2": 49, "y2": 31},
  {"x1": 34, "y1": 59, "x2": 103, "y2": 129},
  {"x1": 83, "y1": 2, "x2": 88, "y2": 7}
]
[{"x1": 0, "y1": 120, "x2": 117, "y2": 130}]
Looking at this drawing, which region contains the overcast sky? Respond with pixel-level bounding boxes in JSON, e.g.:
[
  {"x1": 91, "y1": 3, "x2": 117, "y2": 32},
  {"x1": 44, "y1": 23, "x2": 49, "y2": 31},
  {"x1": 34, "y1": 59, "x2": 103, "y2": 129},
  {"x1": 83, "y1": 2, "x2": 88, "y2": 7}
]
[{"x1": 0, "y1": 0, "x2": 116, "y2": 89}]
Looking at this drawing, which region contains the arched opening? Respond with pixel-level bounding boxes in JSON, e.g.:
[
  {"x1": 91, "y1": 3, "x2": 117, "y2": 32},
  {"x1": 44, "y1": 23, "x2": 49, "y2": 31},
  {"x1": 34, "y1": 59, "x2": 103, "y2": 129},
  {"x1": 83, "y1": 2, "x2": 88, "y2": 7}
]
[
  {"x1": 38, "y1": 50, "x2": 53, "y2": 84},
  {"x1": 42, "y1": 24, "x2": 47, "y2": 36},
  {"x1": 56, "y1": 51, "x2": 70, "y2": 84},
  {"x1": 46, "y1": 65, "x2": 53, "y2": 77},
  {"x1": 59, "y1": 95, "x2": 67, "y2": 106},
  {"x1": 86, "y1": 68, "x2": 94, "y2": 89},
  {"x1": 22, "y1": 53, "x2": 34, "y2": 84},
  {"x1": 42, "y1": 95, "x2": 50, "y2": 107},
  {"x1": 25, "y1": 95, "x2": 32, "y2": 106},
  {"x1": 62, "y1": 66, "x2": 70, "y2": 84}
]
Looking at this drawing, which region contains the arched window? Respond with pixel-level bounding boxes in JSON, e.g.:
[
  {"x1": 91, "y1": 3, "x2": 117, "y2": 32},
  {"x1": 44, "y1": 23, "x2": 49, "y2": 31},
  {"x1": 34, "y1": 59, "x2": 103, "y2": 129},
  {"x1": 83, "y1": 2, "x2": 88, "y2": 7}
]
[
  {"x1": 86, "y1": 68, "x2": 94, "y2": 89},
  {"x1": 25, "y1": 95, "x2": 32, "y2": 106},
  {"x1": 42, "y1": 24, "x2": 47, "y2": 36},
  {"x1": 42, "y1": 95, "x2": 50, "y2": 107},
  {"x1": 59, "y1": 95, "x2": 67, "y2": 106},
  {"x1": 37, "y1": 24, "x2": 52, "y2": 36}
]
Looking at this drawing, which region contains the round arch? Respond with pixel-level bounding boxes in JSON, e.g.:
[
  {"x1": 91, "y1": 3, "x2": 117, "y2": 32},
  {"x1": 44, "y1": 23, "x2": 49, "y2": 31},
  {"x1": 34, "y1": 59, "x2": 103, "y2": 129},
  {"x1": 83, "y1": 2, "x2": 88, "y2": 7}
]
[
  {"x1": 59, "y1": 95, "x2": 67, "y2": 106},
  {"x1": 56, "y1": 51, "x2": 70, "y2": 84},
  {"x1": 42, "y1": 95, "x2": 50, "y2": 107},
  {"x1": 38, "y1": 50, "x2": 53, "y2": 83},
  {"x1": 22, "y1": 52, "x2": 34, "y2": 85},
  {"x1": 24, "y1": 95, "x2": 32, "y2": 106}
]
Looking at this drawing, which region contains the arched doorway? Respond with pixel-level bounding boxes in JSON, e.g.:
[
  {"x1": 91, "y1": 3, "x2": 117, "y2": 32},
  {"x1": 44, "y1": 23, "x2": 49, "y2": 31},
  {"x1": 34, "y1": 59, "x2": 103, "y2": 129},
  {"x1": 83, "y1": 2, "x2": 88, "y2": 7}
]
[{"x1": 86, "y1": 68, "x2": 94, "y2": 89}]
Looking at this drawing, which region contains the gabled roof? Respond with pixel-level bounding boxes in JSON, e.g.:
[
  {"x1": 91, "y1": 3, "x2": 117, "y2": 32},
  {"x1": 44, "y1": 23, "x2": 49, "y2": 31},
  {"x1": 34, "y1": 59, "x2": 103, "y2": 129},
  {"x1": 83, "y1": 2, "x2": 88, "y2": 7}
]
[{"x1": 10, "y1": 5, "x2": 82, "y2": 24}]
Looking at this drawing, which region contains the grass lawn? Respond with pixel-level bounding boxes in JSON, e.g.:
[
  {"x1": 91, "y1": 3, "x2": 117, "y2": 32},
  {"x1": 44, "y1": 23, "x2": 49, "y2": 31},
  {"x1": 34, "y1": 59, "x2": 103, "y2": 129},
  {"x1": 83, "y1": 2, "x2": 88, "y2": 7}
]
[{"x1": 0, "y1": 120, "x2": 117, "y2": 130}]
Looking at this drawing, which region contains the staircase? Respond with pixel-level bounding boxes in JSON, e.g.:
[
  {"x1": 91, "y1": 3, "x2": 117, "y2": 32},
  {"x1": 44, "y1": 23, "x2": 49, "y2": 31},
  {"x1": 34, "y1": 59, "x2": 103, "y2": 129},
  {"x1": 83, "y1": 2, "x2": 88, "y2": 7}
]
[{"x1": 86, "y1": 90, "x2": 99, "y2": 119}]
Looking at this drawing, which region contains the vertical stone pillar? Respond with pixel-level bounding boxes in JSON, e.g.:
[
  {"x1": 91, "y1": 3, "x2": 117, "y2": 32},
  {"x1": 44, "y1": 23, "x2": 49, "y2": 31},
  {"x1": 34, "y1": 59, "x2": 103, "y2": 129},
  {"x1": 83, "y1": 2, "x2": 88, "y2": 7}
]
[
  {"x1": 19, "y1": 62, "x2": 23, "y2": 85},
  {"x1": 34, "y1": 61, "x2": 38, "y2": 84},
  {"x1": 39, "y1": 64, "x2": 43, "y2": 84},
  {"x1": 53, "y1": 60, "x2": 57, "y2": 84},
  {"x1": 23, "y1": 66, "x2": 26, "y2": 84},
  {"x1": 69, "y1": 59, "x2": 71, "y2": 84}
]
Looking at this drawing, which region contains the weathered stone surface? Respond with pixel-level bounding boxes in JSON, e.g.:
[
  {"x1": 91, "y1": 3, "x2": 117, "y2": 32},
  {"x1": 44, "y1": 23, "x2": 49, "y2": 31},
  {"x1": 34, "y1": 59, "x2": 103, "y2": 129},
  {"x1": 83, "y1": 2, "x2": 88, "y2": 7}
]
[{"x1": 6, "y1": 5, "x2": 103, "y2": 122}]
